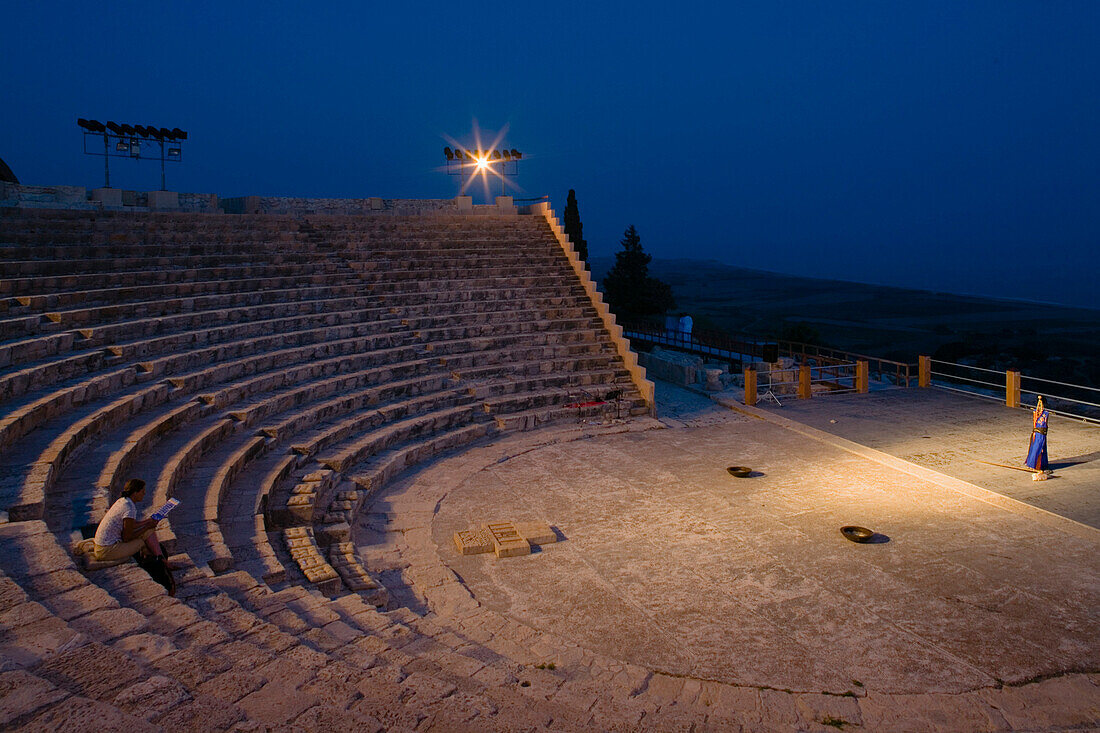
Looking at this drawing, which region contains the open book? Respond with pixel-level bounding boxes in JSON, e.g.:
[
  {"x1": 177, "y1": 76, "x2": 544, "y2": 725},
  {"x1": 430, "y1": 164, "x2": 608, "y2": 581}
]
[{"x1": 151, "y1": 498, "x2": 180, "y2": 522}]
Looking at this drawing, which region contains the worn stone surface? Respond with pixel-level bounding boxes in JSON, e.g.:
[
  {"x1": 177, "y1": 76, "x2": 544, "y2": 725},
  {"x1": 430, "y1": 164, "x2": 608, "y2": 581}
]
[
  {"x1": 113, "y1": 633, "x2": 177, "y2": 665},
  {"x1": 112, "y1": 674, "x2": 191, "y2": 721},
  {"x1": 18, "y1": 694, "x2": 159, "y2": 732},
  {"x1": 0, "y1": 669, "x2": 68, "y2": 726},
  {"x1": 739, "y1": 386, "x2": 1100, "y2": 529},
  {"x1": 150, "y1": 694, "x2": 244, "y2": 731},
  {"x1": 33, "y1": 641, "x2": 147, "y2": 701}
]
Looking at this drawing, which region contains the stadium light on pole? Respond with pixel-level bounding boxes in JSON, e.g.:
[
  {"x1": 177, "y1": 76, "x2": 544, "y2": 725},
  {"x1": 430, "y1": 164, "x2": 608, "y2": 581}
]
[{"x1": 78, "y1": 118, "x2": 187, "y2": 190}]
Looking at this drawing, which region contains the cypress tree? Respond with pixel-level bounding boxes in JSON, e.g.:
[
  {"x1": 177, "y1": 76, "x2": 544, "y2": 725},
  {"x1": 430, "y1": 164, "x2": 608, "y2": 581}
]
[
  {"x1": 563, "y1": 189, "x2": 588, "y2": 265},
  {"x1": 602, "y1": 225, "x2": 676, "y2": 317}
]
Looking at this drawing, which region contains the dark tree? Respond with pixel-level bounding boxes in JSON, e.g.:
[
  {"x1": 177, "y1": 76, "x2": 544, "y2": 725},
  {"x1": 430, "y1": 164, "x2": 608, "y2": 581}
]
[
  {"x1": 602, "y1": 225, "x2": 676, "y2": 317},
  {"x1": 563, "y1": 189, "x2": 588, "y2": 265}
]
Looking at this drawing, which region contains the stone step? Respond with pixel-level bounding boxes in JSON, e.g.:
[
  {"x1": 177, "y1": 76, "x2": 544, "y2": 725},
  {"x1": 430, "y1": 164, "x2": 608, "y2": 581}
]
[
  {"x1": 2, "y1": 251, "x2": 318, "y2": 278},
  {"x1": 48, "y1": 282, "x2": 368, "y2": 329},
  {"x1": 76, "y1": 293, "x2": 380, "y2": 346},
  {"x1": 316, "y1": 402, "x2": 477, "y2": 474},
  {"x1": 15, "y1": 270, "x2": 360, "y2": 312},
  {"x1": 343, "y1": 421, "x2": 495, "y2": 508},
  {"x1": 0, "y1": 348, "x2": 112, "y2": 404},
  {"x1": 0, "y1": 260, "x2": 343, "y2": 299}
]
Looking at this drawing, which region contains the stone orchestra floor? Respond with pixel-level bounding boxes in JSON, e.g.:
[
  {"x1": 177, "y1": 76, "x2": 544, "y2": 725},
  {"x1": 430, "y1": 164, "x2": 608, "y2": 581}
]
[{"x1": 355, "y1": 381, "x2": 1100, "y2": 728}]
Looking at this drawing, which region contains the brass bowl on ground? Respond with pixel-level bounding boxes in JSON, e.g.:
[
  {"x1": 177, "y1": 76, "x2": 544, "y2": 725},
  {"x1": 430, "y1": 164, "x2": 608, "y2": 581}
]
[
  {"x1": 726, "y1": 466, "x2": 752, "y2": 478},
  {"x1": 840, "y1": 525, "x2": 875, "y2": 543}
]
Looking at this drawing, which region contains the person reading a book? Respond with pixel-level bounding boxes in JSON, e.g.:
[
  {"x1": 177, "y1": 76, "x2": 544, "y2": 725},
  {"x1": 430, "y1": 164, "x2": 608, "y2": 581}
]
[{"x1": 93, "y1": 478, "x2": 167, "y2": 563}]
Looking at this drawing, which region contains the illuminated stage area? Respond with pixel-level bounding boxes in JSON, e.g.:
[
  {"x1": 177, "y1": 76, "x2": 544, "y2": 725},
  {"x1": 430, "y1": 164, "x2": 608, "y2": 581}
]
[{"x1": 363, "y1": 385, "x2": 1100, "y2": 728}]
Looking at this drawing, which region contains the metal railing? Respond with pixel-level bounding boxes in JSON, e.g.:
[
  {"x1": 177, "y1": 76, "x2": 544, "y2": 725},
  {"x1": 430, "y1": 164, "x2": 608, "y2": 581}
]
[
  {"x1": 929, "y1": 359, "x2": 1100, "y2": 424},
  {"x1": 621, "y1": 320, "x2": 775, "y2": 366},
  {"x1": 810, "y1": 363, "x2": 858, "y2": 394},
  {"x1": 780, "y1": 340, "x2": 913, "y2": 387},
  {"x1": 758, "y1": 363, "x2": 858, "y2": 396}
]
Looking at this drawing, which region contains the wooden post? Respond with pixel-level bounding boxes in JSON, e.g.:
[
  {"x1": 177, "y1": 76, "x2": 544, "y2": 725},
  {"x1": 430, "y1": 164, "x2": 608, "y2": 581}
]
[
  {"x1": 798, "y1": 365, "x2": 812, "y2": 399},
  {"x1": 1006, "y1": 369, "x2": 1020, "y2": 408},
  {"x1": 856, "y1": 360, "x2": 869, "y2": 394},
  {"x1": 918, "y1": 355, "x2": 931, "y2": 388},
  {"x1": 743, "y1": 367, "x2": 757, "y2": 406}
]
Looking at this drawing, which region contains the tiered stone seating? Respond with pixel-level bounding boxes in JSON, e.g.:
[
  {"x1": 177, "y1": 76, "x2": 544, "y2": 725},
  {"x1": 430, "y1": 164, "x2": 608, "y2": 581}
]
[
  {"x1": 1, "y1": 210, "x2": 646, "y2": 554},
  {"x1": 0, "y1": 207, "x2": 662, "y2": 728}
]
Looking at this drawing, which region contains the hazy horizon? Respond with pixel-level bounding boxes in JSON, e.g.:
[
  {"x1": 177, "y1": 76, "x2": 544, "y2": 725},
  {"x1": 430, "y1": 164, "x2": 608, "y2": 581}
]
[{"x1": 590, "y1": 254, "x2": 1099, "y2": 312}]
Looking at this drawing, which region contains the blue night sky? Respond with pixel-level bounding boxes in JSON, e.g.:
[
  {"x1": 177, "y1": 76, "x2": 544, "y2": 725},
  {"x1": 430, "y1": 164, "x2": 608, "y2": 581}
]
[{"x1": 2, "y1": 2, "x2": 1098, "y2": 309}]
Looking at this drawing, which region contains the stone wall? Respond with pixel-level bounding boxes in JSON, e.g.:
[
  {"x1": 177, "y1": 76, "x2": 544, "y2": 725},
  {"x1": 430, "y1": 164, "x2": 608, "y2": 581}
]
[
  {"x1": 177, "y1": 192, "x2": 220, "y2": 212},
  {"x1": 0, "y1": 183, "x2": 220, "y2": 212},
  {"x1": 0, "y1": 183, "x2": 93, "y2": 209},
  {"x1": 638, "y1": 348, "x2": 703, "y2": 386},
  {"x1": 220, "y1": 196, "x2": 457, "y2": 216}
]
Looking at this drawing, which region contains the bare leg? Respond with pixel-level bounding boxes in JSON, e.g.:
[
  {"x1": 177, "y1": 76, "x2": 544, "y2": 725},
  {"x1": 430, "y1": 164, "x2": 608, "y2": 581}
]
[{"x1": 144, "y1": 532, "x2": 163, "y2": 558}]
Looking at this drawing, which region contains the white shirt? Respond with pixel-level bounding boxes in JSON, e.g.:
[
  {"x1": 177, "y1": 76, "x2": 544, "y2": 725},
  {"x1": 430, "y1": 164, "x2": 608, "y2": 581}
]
[{"x1": 95, "y1": 497, "x2": 136, "y2": 547}]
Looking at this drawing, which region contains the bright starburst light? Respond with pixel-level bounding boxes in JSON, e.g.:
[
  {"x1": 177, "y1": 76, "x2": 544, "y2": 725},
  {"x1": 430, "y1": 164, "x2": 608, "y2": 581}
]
[{"x1": 442, "y1": 121, "x2": 522, "y2": 201}]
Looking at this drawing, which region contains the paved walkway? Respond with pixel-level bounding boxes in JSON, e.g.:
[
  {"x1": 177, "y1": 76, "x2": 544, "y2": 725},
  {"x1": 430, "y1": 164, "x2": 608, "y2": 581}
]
[{"x1": 714, "y1": 385, "x2": 1100, "y2": 529}]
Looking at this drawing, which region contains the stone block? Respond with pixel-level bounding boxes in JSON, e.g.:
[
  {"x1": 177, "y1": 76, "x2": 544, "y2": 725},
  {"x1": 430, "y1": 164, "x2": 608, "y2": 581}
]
[
  {"x1": 314, "y1": 521, "x2": 350, "y2": 545},
  {"x1": 495, "y1": 196, "x2": 517, "y2": 215},
  {"x1": 484, "y1": 522, "x2": 530, "y2": 558},
  {"x1": 91, "y1": 188, "x2": 123, "y2": 206},
  {"x1": 453, "y1": 528, "x2": 494, "y2": 555},
  {"x1": 514, "y1": 521, "x2": 557, "y2": 546}
]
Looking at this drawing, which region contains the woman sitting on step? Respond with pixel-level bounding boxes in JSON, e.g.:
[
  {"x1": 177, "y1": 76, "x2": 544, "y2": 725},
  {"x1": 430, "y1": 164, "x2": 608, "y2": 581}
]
[{"x1": 93, "y1": 478, "x2": 175, "y2": 594}]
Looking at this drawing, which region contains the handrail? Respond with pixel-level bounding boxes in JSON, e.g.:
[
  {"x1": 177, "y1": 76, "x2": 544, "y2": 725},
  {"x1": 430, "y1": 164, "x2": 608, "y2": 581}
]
[
  {"x1": 927, "y1": 359, "x2": 1100, "y2": 424},
  {"x1": 780, "y1": 340, "x2": 913, "y2": 387}
]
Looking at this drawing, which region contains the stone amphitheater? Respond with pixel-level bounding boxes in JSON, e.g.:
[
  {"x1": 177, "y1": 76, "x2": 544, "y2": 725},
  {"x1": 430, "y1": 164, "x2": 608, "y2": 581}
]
[{"x1": 0, "y1": 196, "x2": 1097, "y2": 732}]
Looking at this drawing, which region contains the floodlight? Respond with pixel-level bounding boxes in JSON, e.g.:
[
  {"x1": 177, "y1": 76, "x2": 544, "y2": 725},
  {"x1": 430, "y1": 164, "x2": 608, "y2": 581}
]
[
  {"x1": 158, "y1": 127, "x2": 171, "y2": 139},
  {"x1": 172, "y1": 128, "x2": 187, "y2": 140},
  {"x1": 167, "y1": 147, "x2": 181, "y2": 158},
  {"x1": 77, "y1": 118, "x2": 93, "y2": 131},
  {"x1": 147, "y1": 126, "x2": 163, "y2": 139},
  {"x1": 86, "y1": 119, "x2": 105, "y2": 133},
  {"x1": 444, "y1": 146, "x2": 454, "y2": 160},
  {"x1": 119, "y1": 124, "x2": 135, "y2": 135},
  {"x1": 133, "y1": 125, "x2": 148, "y2": 136},
  {"x1": 502, "y1": 150, "x2": 511, "y2": 160},
  {"x1": 116, "y1": 141, "x2": 129, "y2": 152},
  {"x1": 106, "y1": 121, "x2": 122, "y2": 134},
  {"x1": 510, "y1": 149, "x2": 521, "y2": 159},
  {"x1": 491, "y1": 150, "x2": 502, "y2": 160}
]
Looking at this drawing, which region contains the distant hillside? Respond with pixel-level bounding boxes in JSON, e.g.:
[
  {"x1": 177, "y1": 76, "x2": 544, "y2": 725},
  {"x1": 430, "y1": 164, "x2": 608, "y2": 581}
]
[{"x1": 589, "y1": 257, "x2": 1100, "y2": 387}]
